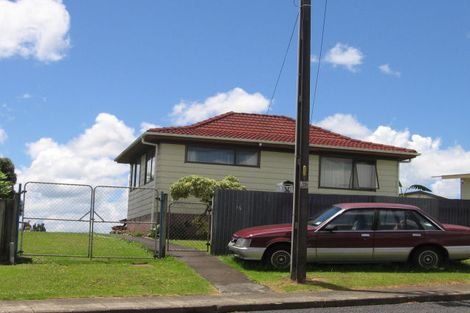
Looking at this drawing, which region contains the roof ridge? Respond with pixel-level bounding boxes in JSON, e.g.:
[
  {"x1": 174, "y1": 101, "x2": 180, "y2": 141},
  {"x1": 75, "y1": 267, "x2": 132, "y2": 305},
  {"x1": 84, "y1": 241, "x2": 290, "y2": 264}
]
[
  {"x1": 149, "y1": 111, "x2": 295, "y2": 132},
  {"x1": 150, "y1": 111, "x2": 236, "y2": 132}
]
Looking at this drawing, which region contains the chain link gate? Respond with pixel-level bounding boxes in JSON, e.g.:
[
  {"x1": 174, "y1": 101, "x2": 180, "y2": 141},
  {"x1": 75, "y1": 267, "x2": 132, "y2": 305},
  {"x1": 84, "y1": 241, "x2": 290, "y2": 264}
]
[
  {"x1": 18, "y1": 182, "x2": 159, "y2": 259},
  {"x1": 167, "y1": 201, "x2": 211, "y2": 252}
]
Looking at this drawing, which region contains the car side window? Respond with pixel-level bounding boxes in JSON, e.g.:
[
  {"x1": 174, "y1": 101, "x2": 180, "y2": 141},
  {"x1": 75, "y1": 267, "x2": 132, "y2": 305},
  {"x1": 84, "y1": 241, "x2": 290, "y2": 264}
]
[
  {"x1": 377, "y1": 209, "x2": 422, "y2": 231},
  {"x1": 324, "y1": 209, "x2": 374, "y2": 231},
  {"x1": 411, "y1": 211, "x2": 440, "y2": 230}
]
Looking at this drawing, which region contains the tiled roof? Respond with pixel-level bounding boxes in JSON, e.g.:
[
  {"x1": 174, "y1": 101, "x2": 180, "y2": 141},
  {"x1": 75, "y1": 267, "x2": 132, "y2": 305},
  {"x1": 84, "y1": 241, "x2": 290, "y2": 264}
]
[{"x1": 149, "y1": 112, "x2": 417, "y2": 155}]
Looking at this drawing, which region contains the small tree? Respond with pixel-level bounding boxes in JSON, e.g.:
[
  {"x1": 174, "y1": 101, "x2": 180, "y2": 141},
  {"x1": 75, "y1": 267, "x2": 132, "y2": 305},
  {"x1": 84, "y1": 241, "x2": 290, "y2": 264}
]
[
  {"x1": 0, "y1": 158, "x2": 16, "y2": 199},
  {"x1": 0, "y1": 171, "x2": 12, "y2": 199},
  {"x1": 170, "y1": 175, "x2": 246, "y2": 204}
]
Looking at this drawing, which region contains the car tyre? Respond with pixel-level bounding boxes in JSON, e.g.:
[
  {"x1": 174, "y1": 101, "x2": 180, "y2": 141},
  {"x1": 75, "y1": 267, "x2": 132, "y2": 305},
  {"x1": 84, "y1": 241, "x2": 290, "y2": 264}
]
[
  {"x1": 412, "y1": 246, "x2": 443, "y2": 270},
  {"x1": 265, "y1": 245, "x2": 291, "y2": 270}
]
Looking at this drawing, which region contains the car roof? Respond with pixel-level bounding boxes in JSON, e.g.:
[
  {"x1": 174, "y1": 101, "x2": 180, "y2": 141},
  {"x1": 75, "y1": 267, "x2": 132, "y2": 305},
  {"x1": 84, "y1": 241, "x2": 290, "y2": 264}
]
[{"x1": 334, "y1": 202, "x2": 420, "y2": 210}]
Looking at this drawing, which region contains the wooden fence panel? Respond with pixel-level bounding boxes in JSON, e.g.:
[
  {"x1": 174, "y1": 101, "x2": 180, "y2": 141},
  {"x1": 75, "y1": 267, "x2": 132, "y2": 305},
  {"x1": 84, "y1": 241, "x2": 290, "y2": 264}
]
[{"x1": 211, "y1": 190, "x2": 470, "y2": 255}]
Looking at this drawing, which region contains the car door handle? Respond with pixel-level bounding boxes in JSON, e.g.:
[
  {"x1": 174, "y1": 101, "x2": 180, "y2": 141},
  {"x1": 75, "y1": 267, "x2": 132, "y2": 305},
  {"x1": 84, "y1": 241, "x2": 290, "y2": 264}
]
[
  {"x1": 361, "y1": 233, "x2": 370, "y2": 238},
  {"x1": 412, "y1": 233, "x2": 422, "y2": 237}
]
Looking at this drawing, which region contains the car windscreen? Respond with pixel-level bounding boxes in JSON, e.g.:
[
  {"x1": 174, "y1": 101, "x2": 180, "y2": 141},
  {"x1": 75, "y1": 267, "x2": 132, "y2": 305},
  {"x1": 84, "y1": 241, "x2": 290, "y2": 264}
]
[{"x1": 308, "y1": 207, "x2": 341, "y2": 226}]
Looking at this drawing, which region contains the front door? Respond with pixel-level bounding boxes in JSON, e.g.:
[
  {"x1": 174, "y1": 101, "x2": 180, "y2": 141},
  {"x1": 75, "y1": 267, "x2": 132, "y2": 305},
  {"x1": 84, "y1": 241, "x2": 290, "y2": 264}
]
[{"x1": 314, "y1": 209, "x2": 375, "y2": 262}]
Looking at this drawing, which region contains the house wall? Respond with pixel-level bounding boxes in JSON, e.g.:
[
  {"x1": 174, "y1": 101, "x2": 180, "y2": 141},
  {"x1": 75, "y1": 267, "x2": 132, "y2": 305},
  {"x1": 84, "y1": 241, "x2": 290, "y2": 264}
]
[
  {"x1": 462, "y1": 178, "x2": 470, "y2": 200},
  {"x1": 156, "y1": 143, "x2": 399, "y2": 197},
  {"x1": 127, "y1": 153, "x2": 157, "y2": 221}
]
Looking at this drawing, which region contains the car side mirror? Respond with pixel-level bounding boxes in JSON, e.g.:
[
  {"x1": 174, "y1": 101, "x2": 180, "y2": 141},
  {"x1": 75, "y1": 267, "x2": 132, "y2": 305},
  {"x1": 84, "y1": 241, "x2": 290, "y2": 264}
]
[{"x1": 323, "y1": 224, "x2": 337, "y2": 232}]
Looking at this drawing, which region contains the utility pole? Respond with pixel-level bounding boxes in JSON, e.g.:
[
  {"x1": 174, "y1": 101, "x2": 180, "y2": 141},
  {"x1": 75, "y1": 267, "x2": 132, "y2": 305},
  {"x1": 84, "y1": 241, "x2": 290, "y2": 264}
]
[{"x1": 290, "y1": 0, "x2": 311, "y2": 283}]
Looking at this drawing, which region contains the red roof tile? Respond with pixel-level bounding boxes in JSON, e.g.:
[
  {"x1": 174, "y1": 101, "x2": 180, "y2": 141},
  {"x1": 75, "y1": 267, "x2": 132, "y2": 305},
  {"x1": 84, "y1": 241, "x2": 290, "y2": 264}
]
[{"x1": 148, "y1": 112, "x2": 417, "y2": 155}]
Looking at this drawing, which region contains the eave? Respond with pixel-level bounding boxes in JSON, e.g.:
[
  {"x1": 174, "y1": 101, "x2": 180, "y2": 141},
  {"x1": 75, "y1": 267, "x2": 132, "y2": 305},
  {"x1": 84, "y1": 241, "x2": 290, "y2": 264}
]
[{"x1": 115, "y1": 132, "x2": 419, "y2": 164}]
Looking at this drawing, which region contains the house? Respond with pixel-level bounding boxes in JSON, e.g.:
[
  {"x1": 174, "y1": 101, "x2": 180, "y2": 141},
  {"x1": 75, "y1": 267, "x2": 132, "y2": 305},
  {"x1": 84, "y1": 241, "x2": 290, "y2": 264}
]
[
  {"x1": 403, "y1": 190, "x2": 447, "y2": 200},
  {"x1": 436, "y1": 173, "x2": 470, "y2": 200},
  {"x1": 115, "y1": 112, "x2": 418, "y2": 225}
]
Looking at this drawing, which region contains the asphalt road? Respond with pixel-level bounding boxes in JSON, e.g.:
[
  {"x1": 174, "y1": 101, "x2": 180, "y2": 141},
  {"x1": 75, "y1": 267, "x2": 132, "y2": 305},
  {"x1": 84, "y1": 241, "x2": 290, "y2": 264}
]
[{"x1": 243, "y1": 300, "x2": 470, "y2": 313}]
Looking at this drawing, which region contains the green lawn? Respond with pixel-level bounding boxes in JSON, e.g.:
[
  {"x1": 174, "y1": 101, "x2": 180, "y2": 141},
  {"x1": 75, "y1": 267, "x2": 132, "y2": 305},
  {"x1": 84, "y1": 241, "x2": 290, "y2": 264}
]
[
  {"x1": 220, "y1": 256, "x2": 470, "y2": 292},
  {"x1": 170, "y1": 240, "x2": 209, "y2": 252},
  {"x1": 20, "y1": 232, "x2": 153, "y2": 258},
  {"x1": 0, "y1": 233, "x2": 214, "y2": 300}
]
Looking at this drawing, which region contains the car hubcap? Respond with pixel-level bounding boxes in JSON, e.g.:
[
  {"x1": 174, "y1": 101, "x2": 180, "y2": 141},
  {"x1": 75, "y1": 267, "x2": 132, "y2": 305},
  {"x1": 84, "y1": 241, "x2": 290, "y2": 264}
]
[
  {"x1": 271, "y1": 250, "x2": 291, "y2": 269},
  {"x1": 418, "y1": 250, "x2": 439, "y2": 269}
]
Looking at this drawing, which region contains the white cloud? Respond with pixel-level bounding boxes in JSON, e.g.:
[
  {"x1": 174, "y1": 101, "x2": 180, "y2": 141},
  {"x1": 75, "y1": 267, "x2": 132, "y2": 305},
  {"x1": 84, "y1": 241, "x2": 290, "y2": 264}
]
[
  {"x1": 379, "y1": 64, "x2": 401, "y2": 77},
  {"x1": 17, "y1": 113, "x2": 137, "y2": 232},
  {"x1": 324, "y1": 43, "x2": 364, "y2": 72},
  {"x1": 310, "y1": 55, "x2": 319, "y2": 63},
  {"x1": 316, "y1": 113, "x2": 470, "y2": 199},
  {"x1": 0, "y1": 128, "x2": 7, "y2": 143},
  {"x1": 0, "y1": 0, "x2": 71, "y2": 62},
  {"x1": 18, "y1": 113, "x2": 135, "y2": 185},
  {"x1": 170, "y1": 87, "x2": 270, "y2": 125},
  {"x1": 140, "y1": 122, "x2": 161, "y2": 133},
  {"x1": 19, "y1": 93, "x2": 32, "y2": 99},
  {"x1": 317, "y1": 113, "x2": 370, "y2": 139}
]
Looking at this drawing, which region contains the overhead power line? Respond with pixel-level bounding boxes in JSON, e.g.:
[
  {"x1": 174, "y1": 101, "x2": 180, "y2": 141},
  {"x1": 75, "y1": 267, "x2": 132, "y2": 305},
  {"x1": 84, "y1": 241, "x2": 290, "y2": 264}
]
[
  {"x1": 266, "y1": 11, "x2": 300, "y2": 113},
  {"x1": 310, "y1": 0, "x2": 329, "y2": 121}
]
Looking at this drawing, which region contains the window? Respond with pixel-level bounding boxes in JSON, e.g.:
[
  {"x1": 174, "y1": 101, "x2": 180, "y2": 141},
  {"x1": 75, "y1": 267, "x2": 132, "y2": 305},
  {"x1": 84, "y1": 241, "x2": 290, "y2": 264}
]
[
  {"x1": 130, "y1": 162, "x2": 140, "y2": 188},
  {"x1": 323, "y1": 209, "x2": 374, "y2": 231},
  {"x1": 320, "y1": 157, "x2": 378, "y2": 190},
  {"x1": 308, "y1": 206, "x2": 341, "y2": 226},
  {"x1": 144, "y1": 150, "x2": 155, "y2": 184},
  {"x1": 376, "y1": 209, "x2": 439, "y2": 231},
  {"x1": 186, "y1": 146, "x2": 259, "y2": 167}
]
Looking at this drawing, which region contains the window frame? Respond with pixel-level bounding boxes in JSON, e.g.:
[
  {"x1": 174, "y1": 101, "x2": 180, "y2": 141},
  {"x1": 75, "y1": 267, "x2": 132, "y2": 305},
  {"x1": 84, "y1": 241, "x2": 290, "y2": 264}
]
[
  {"x1": 144, "y1": 150, "x2": 155, "y2": 185},
  {"x1": 130, "y1": 162, "x2": 141, "y2": 189},
  {"x1": 320, "y1": 208, "x2": 376, "y2": 232},
  {"x1": 318, "y1": 156, "x2": 379, "y2": 191},
  {"x1": 185, "y1": 145, "x2": 260, "y2": 168}
]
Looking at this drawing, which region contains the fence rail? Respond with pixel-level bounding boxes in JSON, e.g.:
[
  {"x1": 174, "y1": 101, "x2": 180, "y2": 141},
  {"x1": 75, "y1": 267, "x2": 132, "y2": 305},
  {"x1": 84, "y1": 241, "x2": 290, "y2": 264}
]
[{"x1": 211, "y1": 189, "x2": 470, "y2": 255}]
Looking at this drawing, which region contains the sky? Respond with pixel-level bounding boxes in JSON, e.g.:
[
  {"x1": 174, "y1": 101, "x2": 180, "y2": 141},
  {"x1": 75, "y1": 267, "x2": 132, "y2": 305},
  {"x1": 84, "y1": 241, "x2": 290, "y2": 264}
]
[{"x1": 1, "y1": 0, "x2": 470, "y2": 198}]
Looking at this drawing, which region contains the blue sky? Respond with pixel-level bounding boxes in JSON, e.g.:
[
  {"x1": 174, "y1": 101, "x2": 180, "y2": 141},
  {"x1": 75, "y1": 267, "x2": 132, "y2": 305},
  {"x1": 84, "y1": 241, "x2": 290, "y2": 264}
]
[{"x1": 1, "y1": 0, "x2": 470, "y2": 197}]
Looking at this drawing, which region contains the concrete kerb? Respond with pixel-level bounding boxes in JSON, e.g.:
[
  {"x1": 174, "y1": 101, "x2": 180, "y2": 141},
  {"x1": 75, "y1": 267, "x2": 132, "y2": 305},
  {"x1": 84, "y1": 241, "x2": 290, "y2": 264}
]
[{"x1": 2, "y1": 285, "x2": 470, "y2": 313}]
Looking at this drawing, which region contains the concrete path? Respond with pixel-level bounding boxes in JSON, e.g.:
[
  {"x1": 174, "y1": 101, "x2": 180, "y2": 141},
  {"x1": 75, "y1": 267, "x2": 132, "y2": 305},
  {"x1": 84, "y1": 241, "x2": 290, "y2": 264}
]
[
  {"x1": 2, "y1": 283, "x2": 470, "y2": 313},
  {"x1": 129, "y1": 236, "x2": 271, "y2": 294}
]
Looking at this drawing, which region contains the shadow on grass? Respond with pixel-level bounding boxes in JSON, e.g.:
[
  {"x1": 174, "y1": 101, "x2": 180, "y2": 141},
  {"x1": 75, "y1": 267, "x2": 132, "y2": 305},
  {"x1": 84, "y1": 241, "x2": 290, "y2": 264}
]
[{"x1": 231, "y1": 257, "x2": 470, "y2": 275}]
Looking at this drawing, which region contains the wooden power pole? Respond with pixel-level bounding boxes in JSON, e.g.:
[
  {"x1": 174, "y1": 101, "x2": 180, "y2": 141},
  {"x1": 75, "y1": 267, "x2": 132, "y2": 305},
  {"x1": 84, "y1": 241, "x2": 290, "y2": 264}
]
[{"x1": 290, "y1": 0, "x2": 311, "y2": 283}]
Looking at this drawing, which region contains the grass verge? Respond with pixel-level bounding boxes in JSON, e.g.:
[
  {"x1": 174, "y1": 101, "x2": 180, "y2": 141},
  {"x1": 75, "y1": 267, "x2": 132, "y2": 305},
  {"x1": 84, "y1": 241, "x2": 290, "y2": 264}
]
[
  {"x1": 0, "y1": 233, "x2": 214, "y2": 300},
  {"x1": 220, "y1": 256, "x2": 470, "y2": 292}
]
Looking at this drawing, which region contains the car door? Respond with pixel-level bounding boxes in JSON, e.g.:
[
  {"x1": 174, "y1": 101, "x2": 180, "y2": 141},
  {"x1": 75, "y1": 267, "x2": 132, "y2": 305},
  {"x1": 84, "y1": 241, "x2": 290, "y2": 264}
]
[
  {"x1": 374, "y1": 209, "x2": 427, "y2": 262},
  {"x1": 314, "y1": 209, "x2": 375, "y2": 262}
]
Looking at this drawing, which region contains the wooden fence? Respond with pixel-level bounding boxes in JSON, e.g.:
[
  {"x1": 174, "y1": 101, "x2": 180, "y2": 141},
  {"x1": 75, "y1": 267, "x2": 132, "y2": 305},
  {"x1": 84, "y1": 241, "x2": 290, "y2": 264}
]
[{"x1": 211, "y1": 189, "x2": 470, "y2": 255}]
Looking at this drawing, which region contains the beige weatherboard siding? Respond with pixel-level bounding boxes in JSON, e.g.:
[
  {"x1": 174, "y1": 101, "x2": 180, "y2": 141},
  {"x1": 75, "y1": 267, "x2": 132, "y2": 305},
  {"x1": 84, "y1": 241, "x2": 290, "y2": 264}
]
[
  {"x1": 127, "y1": 153, "x2": 157, "y2": 220},
  {"x1": 155, "y1": 143, "x2": 399, "y2": 197},
  {"x1": 462, "y1": 179, "x2": 470, "y2": 200}
]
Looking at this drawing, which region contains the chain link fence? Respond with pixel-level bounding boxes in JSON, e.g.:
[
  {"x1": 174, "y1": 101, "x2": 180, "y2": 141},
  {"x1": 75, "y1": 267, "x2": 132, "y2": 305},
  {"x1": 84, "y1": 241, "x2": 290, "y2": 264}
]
[
  {"x1": 19, "y1": 182, "x2": 158, "y2": 259},
  {"x1": 167, "y1": 201, "x2": 211, "y2": 252}
]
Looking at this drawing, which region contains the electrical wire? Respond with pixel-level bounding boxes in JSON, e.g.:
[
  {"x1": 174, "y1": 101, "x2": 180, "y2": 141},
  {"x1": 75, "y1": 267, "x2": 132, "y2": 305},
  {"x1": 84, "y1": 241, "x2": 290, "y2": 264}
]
[
  {"x1": 310, "y1": 0, "x2": 329, "y2": 121},
  {"x1": 266, "y1": 11, "x2": 300, "y2": 113}
]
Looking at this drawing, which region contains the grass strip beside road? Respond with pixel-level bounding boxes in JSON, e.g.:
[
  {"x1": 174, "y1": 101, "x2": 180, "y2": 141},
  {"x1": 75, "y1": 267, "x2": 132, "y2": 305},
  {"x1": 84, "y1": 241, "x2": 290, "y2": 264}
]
[
  {"x1": 220, "y1": 256, "x2": 470, "y2": 292},
  {"x1": 0, "y1": 233, "x2": 214, "y2": 300}
]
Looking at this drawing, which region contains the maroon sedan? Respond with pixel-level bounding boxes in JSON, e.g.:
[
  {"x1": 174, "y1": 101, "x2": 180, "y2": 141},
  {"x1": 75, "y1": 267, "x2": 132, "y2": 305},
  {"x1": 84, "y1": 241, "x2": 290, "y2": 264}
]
[{"x1": 228, "y1": 203, "x2": 470, "y2": 270}]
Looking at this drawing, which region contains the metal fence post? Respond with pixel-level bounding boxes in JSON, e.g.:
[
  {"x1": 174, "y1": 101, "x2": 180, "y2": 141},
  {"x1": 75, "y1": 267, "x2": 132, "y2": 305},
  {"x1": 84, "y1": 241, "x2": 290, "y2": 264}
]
[
  {"x1": 158, "y1": 192, "x2": 167, "y2": 258},
  {"x1": 88, "y1": 187, "x2": 95, "y2": 260}
]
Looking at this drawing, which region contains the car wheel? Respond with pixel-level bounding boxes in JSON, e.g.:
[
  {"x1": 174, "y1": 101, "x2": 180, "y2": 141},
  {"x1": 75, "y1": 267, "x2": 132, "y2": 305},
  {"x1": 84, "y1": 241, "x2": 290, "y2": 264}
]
[
  {"x1": 412, "y1": 246, "x2": 443, "y2": 270},
  {"x1": 266, "y1": 245, "x2": 291, "y2": 270}
]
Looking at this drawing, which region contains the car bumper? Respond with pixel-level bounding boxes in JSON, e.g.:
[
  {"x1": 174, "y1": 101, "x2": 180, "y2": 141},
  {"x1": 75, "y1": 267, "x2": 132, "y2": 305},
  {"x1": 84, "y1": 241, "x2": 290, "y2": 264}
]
[{"x1": 228, "y1": 242, "x2": 266, "y2": 261}]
